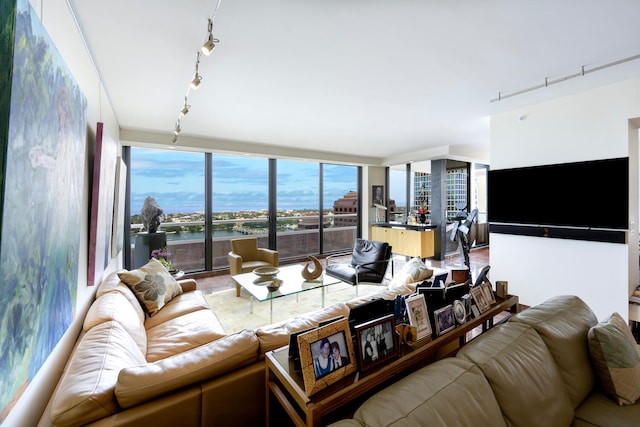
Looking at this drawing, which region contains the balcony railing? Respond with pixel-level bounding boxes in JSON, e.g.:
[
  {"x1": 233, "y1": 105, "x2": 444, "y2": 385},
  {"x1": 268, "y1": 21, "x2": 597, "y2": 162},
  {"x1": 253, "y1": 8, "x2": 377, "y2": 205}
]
[{"x1": 130, "y1": 214, "x2": 357, "y2": 273}]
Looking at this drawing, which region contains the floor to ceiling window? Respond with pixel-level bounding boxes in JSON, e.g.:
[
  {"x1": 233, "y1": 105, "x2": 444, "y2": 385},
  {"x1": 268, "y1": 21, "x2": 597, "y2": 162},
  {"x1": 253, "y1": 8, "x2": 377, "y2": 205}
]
[
  {"x1": 276, "y1": 159, "x2": 320, "y2": 259},
  {"x1": 129, "y1": 147, "x2": 205, "y2": 272},
  {"x1": 211, "y1": 154, "x2": 269, "y2": 269},
  {"x1": 127, "y1": 147, "x2": 360, "y2": 273},
  {"x1": 323, "y1": 163, "x2": 358, "y2": 253},
  {"x1": 389, "y1": 166, "x2": 407, "y2": 222}
]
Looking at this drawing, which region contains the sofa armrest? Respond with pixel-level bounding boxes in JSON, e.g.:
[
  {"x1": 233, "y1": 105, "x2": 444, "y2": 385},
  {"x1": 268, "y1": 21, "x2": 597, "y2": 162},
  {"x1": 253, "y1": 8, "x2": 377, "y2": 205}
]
[
  {"x1": 256, "y1": 248, "x2": 279, "y2": 266},
  {"x1": 115, "y1": 329, "x2": 259, "y2": 408},
  {"x1": 177, "y1": 278, "x2": 197, "y2": 292}
]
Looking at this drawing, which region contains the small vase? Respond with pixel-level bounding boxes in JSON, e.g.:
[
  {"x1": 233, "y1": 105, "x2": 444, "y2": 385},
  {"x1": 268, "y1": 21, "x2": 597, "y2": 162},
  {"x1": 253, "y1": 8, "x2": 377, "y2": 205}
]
[{"x1": 419, "y1": 213, "x2": 427, "y2": 224}]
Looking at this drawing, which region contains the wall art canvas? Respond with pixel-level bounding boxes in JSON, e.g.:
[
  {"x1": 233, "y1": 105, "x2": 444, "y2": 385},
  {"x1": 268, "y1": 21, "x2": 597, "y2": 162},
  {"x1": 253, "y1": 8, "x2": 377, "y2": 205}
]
[
  {"x1": 88, "y1": 122, "x2": 117, "y2": 286},
  {"x1": 0, "y1": 0, "x2": 87, "y2": 420},
  {"x1": 111, "y1": 157, "x2": 127, "y2": 258}
]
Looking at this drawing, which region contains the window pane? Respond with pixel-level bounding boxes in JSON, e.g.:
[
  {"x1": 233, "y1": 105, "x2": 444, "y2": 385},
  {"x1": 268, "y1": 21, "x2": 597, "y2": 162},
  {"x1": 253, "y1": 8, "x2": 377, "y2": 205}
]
[
  {"x1": 130, "y1": 147, "x2": 205, "y2": 272},
  {"x1": 323, "y1": 164, "x2": 358, "y2": 252},
  {"x1": 212, "y1": 155, "x2": 269, "y2": 269},
  {"x1": 389, "y1": 167, "x2": 406, "y2": 222},
  {"x1": 277, "y1": 159, "x2": 319, "y2": 259}
]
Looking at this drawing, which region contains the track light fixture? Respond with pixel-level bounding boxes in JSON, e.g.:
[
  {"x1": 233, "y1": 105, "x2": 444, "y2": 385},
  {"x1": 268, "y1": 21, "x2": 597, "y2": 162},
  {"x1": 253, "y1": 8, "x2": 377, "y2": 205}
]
[
  {"x1": 170, "y1": 0, "x2": 222, "y2": 144},
  {"x1": 190, "y1": 52, "x2": 202, "y2": 90}
]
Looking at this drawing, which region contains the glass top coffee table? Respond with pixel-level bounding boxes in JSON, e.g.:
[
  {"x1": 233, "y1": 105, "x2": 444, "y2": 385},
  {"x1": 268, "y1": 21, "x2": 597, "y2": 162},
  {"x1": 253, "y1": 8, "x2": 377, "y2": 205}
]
[{"x1": 231, "y1": 264, "x2": 343, "y2": 323}]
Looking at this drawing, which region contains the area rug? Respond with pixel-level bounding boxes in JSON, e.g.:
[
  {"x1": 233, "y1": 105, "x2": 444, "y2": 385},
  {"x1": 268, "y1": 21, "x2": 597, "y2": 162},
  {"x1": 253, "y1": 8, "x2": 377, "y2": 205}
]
[{"x1": 205, "y1": 282, "x2": 387, "y2": 334}]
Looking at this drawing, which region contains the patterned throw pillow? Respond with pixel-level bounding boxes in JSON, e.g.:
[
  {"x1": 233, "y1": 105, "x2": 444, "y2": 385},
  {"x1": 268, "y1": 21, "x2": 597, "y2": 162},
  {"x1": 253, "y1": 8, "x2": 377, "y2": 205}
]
[
  {"x1": 588, "y1": 312, "x2": 640, "y2": 405},
  {"x1": 118, "y1": 258, "x2": 183, "y2": 316}
]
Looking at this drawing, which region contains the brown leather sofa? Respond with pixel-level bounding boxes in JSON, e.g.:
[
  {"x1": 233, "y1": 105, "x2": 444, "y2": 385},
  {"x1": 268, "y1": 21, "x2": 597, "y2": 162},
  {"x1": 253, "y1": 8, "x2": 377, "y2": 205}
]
[
  {"x1": 328, "y1": 295, "x2": 640, "y2": 427},
  {"x1": 47, "y1": 269, "x2": 416, "y2": 427}
]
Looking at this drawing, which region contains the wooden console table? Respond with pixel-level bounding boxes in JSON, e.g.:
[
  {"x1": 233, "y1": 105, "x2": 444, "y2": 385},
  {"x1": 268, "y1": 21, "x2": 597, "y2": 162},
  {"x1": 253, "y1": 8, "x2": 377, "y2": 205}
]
[
  {"x1": 266, "y1": 294, "x2": 519, "y2": 427},
  {"x1": 370, "y1": 223, "x2": 436, "y2": 259}
]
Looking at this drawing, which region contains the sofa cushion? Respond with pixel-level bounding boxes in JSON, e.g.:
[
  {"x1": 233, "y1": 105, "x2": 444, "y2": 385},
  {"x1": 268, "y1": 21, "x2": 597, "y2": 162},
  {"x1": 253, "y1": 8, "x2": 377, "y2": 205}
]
[
  {"x1": 574, "y1": 389, "x2": 640, "y2": 427},
  {"x1": 388, "y1": 257, "x2": 433, "y2": 287},
  {"x1": 84, "y1": 291, "x2": 147, "y2": 355},
  {"x1": 457, "y1": 322, "x2": 574, "y2": 427},
  {"x1": 50, "y1": 321, "x2": 146, "y2": 427},
  {"x1": 97, "y1": 270, "x2": 146, "y2": 321},
  {"x1": 351, "y1": 358, "x2": 506, "y2": 427},
  {"x1": 145, "y1": 309, "x2": 226, "y2": 362},
  {"x1": 588, "y1": 312, "x2": 640, "y2": 406},
  {"x1": 116, "y1": 329, "x2": 260, "y2": 408},
  {"x1": 143, "y1": 289, "x2": 211, "y2": 330},
  {"x1": 118, "y1": 258, "x2": 183, "y2": 316},
  {"x1": 510, "y1": 294, "x2": 598, "y2": 408}
]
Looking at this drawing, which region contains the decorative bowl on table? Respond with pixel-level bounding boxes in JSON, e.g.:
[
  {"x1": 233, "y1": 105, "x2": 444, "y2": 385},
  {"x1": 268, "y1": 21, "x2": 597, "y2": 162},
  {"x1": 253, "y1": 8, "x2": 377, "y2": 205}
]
[
  {"x1": 266, "y1": 279, "x2": 283, "y2": 292},
  {"x1": 253, "y1": 266, "x2": 280, "y2": 282}
]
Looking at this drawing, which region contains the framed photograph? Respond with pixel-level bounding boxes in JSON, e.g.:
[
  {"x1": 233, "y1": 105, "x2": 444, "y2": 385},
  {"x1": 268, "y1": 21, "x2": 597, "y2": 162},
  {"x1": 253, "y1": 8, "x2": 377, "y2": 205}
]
[
  {"x1": 433, "y1": 304, "x2": 456, "y2": 336},
  {"x1": 405, "y1": 293, "x2": 432, "y2": 340},
  {"x1": 355, "y1": 314, "x2": 398, "y2": 372},
  {"x1": 470, "y1": 285, "x2": 490, "y2": 313},
  {"x1": 371, "y1": 185, "x2": 384, "y2": 207},
  {"x1": 452, "y1": 299, "x2": 466, "y2": 325},
  {"x1": 297, "y1": 318, "x2": 357, "y2": 396},
  {"x1": 481, "y1": 282, "x2": 496, "y2": 305}
]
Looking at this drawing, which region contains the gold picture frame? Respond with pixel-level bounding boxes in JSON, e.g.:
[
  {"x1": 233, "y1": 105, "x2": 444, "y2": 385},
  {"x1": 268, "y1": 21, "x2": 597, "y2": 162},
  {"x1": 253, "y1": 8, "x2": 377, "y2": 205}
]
[{"x1": 297, "y1": 318, "x2": 357, "y2": 396}]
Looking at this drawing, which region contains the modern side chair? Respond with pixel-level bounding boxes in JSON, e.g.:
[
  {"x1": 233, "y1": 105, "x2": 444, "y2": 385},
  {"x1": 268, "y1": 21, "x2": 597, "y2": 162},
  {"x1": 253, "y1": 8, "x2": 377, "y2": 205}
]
[
  {"x1": 228, "y1": 237, "x2": 279, "y2": 296},
  {"x1": 325, "y1": 238, "x2": 392, "y2": 293}
]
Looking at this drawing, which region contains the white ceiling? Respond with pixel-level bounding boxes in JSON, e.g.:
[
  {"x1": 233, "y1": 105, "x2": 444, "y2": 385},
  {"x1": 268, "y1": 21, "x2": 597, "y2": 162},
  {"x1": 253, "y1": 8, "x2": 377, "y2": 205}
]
[{"x1": 68, "y1": 0, "x2": 640, "y2": 165}]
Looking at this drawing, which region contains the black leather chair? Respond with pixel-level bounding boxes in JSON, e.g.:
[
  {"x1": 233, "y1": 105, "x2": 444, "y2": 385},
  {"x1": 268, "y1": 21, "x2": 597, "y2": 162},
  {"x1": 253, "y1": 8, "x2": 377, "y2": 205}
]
[{"x1": 325, "y1": 239, "x2": 392, "y2": 291}]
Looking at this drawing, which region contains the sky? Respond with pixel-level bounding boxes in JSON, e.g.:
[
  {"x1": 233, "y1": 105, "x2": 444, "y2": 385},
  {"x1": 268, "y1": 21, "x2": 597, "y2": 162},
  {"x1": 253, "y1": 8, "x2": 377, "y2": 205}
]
[{"x1": 130, "y1": 147, "x2": 358, "y2": 214}]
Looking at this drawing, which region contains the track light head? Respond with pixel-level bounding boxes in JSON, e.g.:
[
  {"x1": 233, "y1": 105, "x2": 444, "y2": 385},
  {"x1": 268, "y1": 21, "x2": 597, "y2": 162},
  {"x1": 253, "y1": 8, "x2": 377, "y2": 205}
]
[
  {"x1": 201, "y1": 33, "x2": 219, "y2": 55},
  {"x1": 173, "y1": 122, "x2": 181, "y2": 136},
  {"x1": 172, "y1": 136, "x2": 178, "y2": 144},
  {"x1": 180, "y1": 97, "x2": 191, "y2": 116},
  {"x1": 190, "y1": 73, "x2": 202, "y2": 89}
]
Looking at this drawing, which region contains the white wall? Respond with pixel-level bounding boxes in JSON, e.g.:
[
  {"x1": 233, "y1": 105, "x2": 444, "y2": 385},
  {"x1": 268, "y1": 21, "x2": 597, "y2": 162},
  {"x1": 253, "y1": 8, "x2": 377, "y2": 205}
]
[
  {"x1": 4, "y1": 1, "x2": 121, "y2": 426},
  {"x1": 490, "y1": 77, "x2": 640, "y2": 320}
]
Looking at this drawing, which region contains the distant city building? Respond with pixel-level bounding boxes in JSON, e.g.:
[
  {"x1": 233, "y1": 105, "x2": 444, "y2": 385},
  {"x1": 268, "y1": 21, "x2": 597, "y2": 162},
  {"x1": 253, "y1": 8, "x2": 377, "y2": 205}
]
[
  {"x1": 412, "y1": 168, "x2": 467, "y2": 220},
  {"x1": 333, "y1": 191, "x2": 357, "y2": 227},
  {"x1": 446, "y1": 168, "x2": 467, "y2": 220}
]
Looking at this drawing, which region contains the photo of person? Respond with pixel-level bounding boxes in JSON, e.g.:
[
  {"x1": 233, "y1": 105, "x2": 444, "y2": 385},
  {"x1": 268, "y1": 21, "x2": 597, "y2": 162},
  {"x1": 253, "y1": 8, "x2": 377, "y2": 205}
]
[
  {"x1": 372, "y1": 185, "x2": 384, "y2": 206},
  {"x1": 356, "y1": 314, "x2": 397, "y2": 371},
  {"x1": 312, "y1": 338, "x2": 334, "y2": 379},
  {"x1": 330, "y1": 341, "x2": 349, "y2": 370},
  {"x1": 411, "y1": 306, "x2": 427, "y2": 331},
  {"x1": 435, "y1": 305, "x2": 455, "y2": 335},
  {"x1": 311, "y1": 332, "x2": 352, "y2": 378}
]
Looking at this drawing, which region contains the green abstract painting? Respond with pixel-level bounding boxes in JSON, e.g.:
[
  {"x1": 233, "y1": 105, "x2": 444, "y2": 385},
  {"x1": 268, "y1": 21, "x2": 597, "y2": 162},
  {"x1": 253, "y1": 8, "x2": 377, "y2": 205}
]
[{"x1": 0, "y1": 0, "x2": 86, "y2": 420}]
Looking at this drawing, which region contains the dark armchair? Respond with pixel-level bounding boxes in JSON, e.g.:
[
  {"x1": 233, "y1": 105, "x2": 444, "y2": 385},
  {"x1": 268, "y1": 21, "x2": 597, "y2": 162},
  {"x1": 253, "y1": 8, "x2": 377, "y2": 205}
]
[{"x1": 325, "y1": 239, "x2": 392, "y2": 291}]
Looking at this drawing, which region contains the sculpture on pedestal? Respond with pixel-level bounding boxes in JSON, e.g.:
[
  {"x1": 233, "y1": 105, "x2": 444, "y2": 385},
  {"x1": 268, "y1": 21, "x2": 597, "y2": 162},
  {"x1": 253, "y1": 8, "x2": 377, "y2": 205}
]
[
  {"x1": 450, "y1": 202, "x2": 478, "y2": 271},
  {"x1": 141, "y1": 196, "x2": 163, "y2": 233}
]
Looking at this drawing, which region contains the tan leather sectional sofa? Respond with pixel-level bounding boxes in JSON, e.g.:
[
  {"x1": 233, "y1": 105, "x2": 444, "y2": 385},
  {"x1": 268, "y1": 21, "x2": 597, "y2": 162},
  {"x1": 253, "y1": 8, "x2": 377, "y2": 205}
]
[
  {"x1": 47, "y1": 269, "x2": 416, "y2": 427},
  {"x1": 328, "y1": 295, "x2": 640, "y2": 427}
]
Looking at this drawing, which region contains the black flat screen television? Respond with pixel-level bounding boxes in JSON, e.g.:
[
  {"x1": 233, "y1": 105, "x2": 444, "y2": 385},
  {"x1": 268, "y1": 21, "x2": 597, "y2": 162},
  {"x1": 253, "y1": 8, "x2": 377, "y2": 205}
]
[{"x1": 488, "y1": 157, "x2": 628, "y2": 230}]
